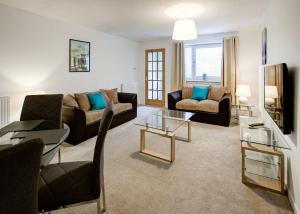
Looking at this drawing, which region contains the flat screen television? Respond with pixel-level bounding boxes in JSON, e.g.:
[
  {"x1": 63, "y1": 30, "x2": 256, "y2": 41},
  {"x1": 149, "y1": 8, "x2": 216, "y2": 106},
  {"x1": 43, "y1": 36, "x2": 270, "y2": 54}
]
[{"x1": 264, "y1": 63, "x2": 292, "y2": 134}]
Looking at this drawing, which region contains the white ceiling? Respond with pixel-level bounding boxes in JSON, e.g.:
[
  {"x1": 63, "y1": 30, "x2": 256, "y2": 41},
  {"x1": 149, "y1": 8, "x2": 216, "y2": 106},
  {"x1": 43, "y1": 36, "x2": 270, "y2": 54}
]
[{"x1": 0, "y1": 0, "x2": 270, "y2": 41}]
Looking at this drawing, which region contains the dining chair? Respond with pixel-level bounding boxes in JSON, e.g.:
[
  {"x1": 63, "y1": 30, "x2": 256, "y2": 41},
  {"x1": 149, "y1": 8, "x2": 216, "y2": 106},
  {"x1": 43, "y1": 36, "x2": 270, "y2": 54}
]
[
  {"x1": 0, "y1": 139, "x2": 44, "y2": 214},
  {"x1": 38, "y1": 103, "x2": 114, "y2": 214},
  {"x1": 20, "y1": 94, "x2": 64, "y2": 162}
]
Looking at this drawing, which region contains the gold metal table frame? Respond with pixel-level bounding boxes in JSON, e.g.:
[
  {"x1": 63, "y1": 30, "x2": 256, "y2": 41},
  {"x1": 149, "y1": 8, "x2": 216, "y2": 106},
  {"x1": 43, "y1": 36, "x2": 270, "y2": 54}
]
[{"x1": 139, "y1": 120, "x2": 191, "y2": 163}]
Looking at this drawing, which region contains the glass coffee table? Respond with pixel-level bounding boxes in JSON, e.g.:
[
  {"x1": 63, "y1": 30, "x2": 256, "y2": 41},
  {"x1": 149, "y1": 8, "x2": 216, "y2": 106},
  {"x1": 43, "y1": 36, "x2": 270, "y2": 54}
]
[{"x1": 135, "y1": 109, "x2": 194, "y2": 163}]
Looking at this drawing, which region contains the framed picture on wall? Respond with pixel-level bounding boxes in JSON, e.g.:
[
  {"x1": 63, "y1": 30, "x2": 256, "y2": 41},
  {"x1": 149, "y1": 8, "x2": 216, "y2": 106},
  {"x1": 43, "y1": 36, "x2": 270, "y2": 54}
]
[
  {"x1": 262, "y1": 28, "x2": 267, "y2": 65},
  {"x1": 69, "y1": 39, "x2": 90, "y2": 72}
]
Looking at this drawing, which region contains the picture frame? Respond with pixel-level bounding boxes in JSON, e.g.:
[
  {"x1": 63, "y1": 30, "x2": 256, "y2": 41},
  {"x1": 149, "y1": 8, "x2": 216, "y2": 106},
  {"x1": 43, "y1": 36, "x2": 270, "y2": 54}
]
[
  {"x1": 262, "y1": 28, "x2": 267, "y2": 65},
  {"x1": 69, "y1": 39, "x2": 90, "y2": 72}
]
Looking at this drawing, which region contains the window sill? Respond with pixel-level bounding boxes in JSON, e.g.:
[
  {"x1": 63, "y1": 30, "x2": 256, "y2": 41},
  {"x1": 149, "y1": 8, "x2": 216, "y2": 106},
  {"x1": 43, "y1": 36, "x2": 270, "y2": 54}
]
[{"x1": 185, "y1": 81, "x2": 222, "y2": 86}]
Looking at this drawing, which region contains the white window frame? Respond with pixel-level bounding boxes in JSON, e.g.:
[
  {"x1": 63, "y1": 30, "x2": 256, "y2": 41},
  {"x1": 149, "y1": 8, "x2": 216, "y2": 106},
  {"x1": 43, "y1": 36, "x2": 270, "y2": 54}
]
[{"x1": 185, "y1": 43, "x2": 223, "y2": 83}]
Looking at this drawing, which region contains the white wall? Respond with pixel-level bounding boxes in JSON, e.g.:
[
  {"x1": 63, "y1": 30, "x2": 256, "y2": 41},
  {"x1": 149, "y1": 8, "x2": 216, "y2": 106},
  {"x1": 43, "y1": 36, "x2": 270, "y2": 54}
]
[
  {"x1": 238, "y1": 31, "x2": 260, "y2": 114},
  {"x1": 138, "y1": 31, "x2": 260, "y2": 108},
  {"x1": 0, "y1": 4, "x2": 139, "y2": 120},
  {"x1": 261, "y1": 0, "x2": 300, "y2": 212}
]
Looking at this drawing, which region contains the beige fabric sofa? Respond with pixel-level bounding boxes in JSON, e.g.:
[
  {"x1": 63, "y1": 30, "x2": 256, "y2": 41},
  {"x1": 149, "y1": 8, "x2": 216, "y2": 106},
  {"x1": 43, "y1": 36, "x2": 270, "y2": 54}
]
[
  {"x1": 168, "y1": 85, "x2": 231, "y2": 127},
  {"x1": 62, "y1": 90, "x2": 137, "y2": 145}
]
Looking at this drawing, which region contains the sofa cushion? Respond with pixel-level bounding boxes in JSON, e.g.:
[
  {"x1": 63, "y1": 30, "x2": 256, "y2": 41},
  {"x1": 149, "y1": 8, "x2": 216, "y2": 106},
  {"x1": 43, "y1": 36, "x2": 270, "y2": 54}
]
[
  {"x1": 104, "y1": 88, "x2": 119, "y2": 104},
  {"x1": 208, "y1": 86, "x2": 226, "y2": 101},
  {"x1": 182, "y1": 86, "x2": 193, "y2": 99},
  {"x1": 198, "y1": 100, "x2": 219, "y2": 113},
  {"x1": 85, "y1": 103, "x2": 132, "y2": 125},
  {"x1": 114, "y1": 103, "x2": 133, "y2": 115},
  {"x1": 99, "y1": 89, "x2": 110, "y2": 103},
  {"x1": 176, "y1": 99, "x2": 199, "y2": 111},
  {"x1": 63, "y1": 94, "x2": 79, "y2": 108},
  {"x1": 192, "y1": 86, "x2": 209, "y2": 101},
  {"x1": 74, "y1": 93, "x2": 90, "y2": 112},
  {"x1": 87, "y1": 93, "x2": 107, "y2": 110},
  {"x1": 85, "y1": 109, "x2": 105, "y2": 125}
]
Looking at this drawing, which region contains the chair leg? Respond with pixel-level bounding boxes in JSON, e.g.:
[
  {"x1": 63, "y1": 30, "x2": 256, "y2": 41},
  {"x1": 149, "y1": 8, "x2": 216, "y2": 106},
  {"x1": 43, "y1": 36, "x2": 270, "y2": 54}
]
[
  {"x1": 97, "y1": 198, "x2": 102, "y2": 214},
  {"x1": 101, "y1": 180, "x2": 106, "y2": 212},
  {"x1": 58, "y1": 147, "x2": 61, "y2": 163}
]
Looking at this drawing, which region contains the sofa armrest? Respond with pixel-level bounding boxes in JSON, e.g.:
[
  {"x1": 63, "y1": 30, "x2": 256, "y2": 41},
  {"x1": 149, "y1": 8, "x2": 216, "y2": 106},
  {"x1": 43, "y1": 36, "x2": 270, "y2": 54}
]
[
  {"x1": 219, "y1": 95, "x2": 231, "y2": 117},
  {"x1": 73, "y1": 107, "x2": 87, "y2": 127},
  {"x1": 168, "y1": 90, "x2": 182, "y2": 110},
  {"x1": 118, "y1": 92, "x2": 137, "y2": 109}
]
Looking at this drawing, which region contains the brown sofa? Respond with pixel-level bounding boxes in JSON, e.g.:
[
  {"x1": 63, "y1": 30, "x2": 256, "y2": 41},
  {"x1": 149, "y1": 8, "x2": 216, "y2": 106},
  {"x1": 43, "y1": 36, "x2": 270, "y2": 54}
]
[
  {"x1": 62, "y1": 91, "x2": 137, "y2": 145},
  {"x1": 168, "y1": 85, "x2": 231, "y2": 126}
]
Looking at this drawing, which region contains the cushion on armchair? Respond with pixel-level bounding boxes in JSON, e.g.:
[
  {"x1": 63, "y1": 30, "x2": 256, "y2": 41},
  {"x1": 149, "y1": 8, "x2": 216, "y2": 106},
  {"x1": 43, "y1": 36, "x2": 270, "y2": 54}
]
[
  {"x1": 198, "y1": 100, "x2": 219, "y2": 113},
  {"x1": 182, "y1": 85, "x2": 193, "y2": 99},
  {"x1": 192, "y1": 86, "x2": 209, "y2": 100},
  {"x1": 208, "y1": 86, "x2": 226, "y2": 101},
  {"x1": 176, "y1": 99, "x2": 199, "y2": 111}
]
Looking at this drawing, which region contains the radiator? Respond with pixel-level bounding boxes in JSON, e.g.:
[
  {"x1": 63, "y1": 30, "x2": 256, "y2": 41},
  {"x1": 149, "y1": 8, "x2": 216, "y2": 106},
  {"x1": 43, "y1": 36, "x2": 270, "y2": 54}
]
[
  {"x1": 120, "y1": 83, "x2": 138, "y2": 93},
  {"x1": 0, "y1": 96, "x2": 10, "y2": 128}
]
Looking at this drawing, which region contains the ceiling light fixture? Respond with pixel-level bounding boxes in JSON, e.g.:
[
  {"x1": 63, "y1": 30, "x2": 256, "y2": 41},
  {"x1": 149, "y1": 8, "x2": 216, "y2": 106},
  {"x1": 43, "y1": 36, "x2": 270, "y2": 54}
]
[
  {"x1": 172, "y1": 19, "x2": 197, "y2": 41},
  {"x1": 165, "y1": 3, "x2": 204, "y2": 19}
]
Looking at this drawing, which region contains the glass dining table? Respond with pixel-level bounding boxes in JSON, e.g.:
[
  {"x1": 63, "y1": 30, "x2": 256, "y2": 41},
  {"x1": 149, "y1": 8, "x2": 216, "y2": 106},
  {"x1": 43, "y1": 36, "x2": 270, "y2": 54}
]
[{"x1": 0, "y1": 120, "x2": 70, "y2": 165}]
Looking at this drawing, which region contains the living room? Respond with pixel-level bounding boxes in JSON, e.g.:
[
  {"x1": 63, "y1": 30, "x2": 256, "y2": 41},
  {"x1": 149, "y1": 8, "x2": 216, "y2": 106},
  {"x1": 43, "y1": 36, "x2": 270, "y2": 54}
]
[{"x1": 0, "y1": 0, "x2": 299, "y2": 213}]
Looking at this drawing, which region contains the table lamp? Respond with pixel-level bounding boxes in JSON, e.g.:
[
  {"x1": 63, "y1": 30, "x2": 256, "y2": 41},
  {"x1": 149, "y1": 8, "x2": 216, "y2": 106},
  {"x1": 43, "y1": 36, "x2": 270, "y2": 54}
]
[
  {"x1": 236, "y1": 84, "x2": 251, "y2": 105},
  {"x1": 265, "y1": 85, "x2": 278, "y2": 106}
]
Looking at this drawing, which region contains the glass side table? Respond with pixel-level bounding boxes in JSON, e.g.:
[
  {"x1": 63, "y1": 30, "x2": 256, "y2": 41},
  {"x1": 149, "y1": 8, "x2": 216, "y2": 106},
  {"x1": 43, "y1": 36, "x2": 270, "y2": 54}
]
[
  {"x1": 232, "y1": 104, "x2": 255, "y2": 124},
  {"x1": 240, "y1": 116, "x2": 290, "y2": 194}
]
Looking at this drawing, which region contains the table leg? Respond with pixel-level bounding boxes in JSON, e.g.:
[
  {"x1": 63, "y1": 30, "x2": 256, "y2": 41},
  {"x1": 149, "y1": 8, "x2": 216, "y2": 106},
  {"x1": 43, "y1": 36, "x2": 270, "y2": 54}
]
[
  {"x1": 171, "y1": 134, "x2": 175, "y2": 162},
  {"x1": 175, "y1": 120, "x2": 192, "y2": 142},
  {"x1": 140, "y1": 128, "x2": 146, "y2": 151},
  {"x1": 140, "y1": 128, "x2": 175, "y2": 163},
  {"x1": 188, "y1": 120, "x2": 191, "y2": 142}
]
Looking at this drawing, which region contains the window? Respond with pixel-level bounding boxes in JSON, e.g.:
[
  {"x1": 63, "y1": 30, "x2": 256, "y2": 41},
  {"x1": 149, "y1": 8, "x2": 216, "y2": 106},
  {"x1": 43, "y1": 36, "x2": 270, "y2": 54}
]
[{"x1": 184, "y1": 43, "x2": 223, "y2": 82}]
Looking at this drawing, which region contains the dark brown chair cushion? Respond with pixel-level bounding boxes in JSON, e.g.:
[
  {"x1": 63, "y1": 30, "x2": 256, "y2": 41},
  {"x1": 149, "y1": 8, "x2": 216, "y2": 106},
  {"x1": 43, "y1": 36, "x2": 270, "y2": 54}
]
[{"x1": 38, "y1": 162, "x2": 95, "y2": 211}]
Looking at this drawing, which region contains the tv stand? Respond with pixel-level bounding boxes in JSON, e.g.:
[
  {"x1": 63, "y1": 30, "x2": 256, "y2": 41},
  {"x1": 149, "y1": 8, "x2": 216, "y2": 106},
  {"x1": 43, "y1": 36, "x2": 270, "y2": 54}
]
[{"x1": 239, "y1": 116, "x2": 290, "y2": 194}]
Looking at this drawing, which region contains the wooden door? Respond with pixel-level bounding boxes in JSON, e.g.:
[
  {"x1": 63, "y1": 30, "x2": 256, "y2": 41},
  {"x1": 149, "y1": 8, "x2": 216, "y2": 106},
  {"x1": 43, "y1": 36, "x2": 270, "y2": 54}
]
[{"x1": 145, "y1": 48, "x2": 165, "y2": 107}]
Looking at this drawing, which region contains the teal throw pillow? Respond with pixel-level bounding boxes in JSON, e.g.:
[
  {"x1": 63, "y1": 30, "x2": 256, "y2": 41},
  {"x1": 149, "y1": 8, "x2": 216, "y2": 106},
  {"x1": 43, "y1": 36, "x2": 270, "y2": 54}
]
[
  {"x1": 191, "y1": 86, "x2": 209, "y2": 101},
  {"x1": 87, "y1": 92, "x2": 107, "y2": 110}
]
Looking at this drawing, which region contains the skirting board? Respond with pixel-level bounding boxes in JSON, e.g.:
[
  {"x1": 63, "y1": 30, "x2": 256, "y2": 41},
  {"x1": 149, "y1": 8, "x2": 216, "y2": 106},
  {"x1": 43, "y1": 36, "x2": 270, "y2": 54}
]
[
  {"x1": 262, "y1": 110, "x2": 298, "y2": 213},
  {"x1": 289, "y1": 191, "x2": 299, "y2": 214}
]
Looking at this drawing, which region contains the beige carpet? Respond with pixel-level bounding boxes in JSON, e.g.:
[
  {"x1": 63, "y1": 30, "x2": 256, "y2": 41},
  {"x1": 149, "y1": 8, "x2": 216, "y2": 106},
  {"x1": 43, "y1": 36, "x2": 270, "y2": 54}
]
[{"x1": 53, "y1": 106, "x2": 293, "y2": 214}]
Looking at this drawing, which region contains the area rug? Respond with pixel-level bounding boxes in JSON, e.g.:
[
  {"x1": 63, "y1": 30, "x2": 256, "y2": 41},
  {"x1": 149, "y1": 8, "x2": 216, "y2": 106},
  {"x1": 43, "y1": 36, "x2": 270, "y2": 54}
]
[{"x1": 54, "y1": 106, "x2": 293, "y2": 214}]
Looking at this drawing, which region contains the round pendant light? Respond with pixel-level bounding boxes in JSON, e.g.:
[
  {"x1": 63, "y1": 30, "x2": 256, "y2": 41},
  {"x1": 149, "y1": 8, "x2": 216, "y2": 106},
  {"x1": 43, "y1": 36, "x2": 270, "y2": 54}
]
[{"x1": 172, "y1": 19, "x2": 197, "y2": 41}]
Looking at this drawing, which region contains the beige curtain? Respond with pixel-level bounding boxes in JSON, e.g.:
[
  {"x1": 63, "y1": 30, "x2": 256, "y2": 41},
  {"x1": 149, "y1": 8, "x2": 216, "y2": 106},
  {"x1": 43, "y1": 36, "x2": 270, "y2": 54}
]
[
  {"x1": 172, "y1": 42, "x2": 185, "y2": 90},
  {"x1": 222, "y1": 37, "x2": 239, "y2": 105}
]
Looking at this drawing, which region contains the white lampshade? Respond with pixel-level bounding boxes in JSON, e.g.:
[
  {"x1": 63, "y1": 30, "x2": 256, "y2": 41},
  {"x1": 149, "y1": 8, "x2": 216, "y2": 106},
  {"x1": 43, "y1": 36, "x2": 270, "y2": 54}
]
[
  {"x1": 265, "y1": 86, "x2": 278, "y2": 98},
  {"x1": 172, "y1": 19, "x2": 197, "y2": 41},
  {"x1": 236, "y1": 85, "x2": 251, "y2": 97}
]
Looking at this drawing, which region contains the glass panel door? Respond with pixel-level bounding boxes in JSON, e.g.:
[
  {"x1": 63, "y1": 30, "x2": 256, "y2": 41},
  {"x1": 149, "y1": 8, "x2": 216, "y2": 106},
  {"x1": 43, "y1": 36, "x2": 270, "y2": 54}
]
[{"x1": 145, "y1": 49, "x2": 165, "y2": 107}]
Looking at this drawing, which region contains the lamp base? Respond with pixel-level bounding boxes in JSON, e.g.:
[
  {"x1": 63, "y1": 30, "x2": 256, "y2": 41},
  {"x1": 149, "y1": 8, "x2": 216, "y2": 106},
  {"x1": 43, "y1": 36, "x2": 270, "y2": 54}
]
[{"x1": 265, "y1": 98, "x2": 275, "y2": 106}]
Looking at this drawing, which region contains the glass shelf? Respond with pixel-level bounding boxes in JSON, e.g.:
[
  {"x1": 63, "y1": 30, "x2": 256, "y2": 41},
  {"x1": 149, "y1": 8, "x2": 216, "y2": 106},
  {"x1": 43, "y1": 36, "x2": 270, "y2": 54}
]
[
  {"x1": 245, "y1": 150, "x2": 280, "y2": 166},
  {"x1": 240, "y1": 117, "x2": 290, "y2": 150},
  {"x1": 244, "y1": 151, "x2": 280, "y2": 180}
]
